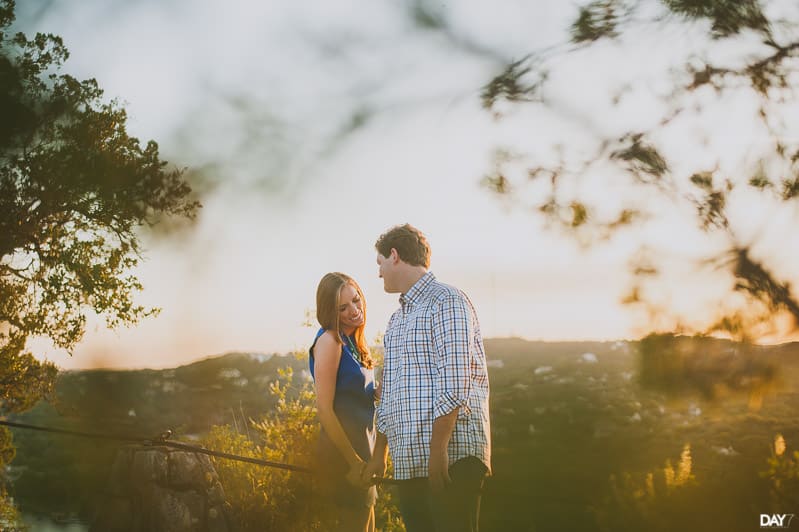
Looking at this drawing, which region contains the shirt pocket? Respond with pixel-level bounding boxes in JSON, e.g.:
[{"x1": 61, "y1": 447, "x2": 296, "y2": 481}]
[{"x1": 402, "y1": 314, "x2": 433, "y2": 365}]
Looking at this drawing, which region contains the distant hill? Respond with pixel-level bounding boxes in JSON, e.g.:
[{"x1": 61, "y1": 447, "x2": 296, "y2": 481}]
[
  {"x1": 23, "y1": 351, "x2": 310, "y2": 438},
  {"x1": 16, "y1": 338, "x2": 635, "y2": 440}
]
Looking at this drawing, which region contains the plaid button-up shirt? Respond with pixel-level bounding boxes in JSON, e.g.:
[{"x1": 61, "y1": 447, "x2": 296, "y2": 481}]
[{"x1": 376, "y1": 272, "x2": 491, "y2": 480}]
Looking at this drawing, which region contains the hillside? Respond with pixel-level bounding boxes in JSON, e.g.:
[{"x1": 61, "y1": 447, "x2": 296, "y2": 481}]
[
  {"x1": 483, "y1": 336, "x2": 799, "y2": 531},
  {"x1": 46, "y1": 351, "x2": 309, "y2": 436},
  {"x1": 6, "y1": 337, "x2": 799, "y2": 530},
  {"x1": 7, "y1": 351, "x2": 310, "y2": 520}
]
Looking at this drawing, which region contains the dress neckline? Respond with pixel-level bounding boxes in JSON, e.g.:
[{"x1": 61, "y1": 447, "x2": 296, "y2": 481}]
[{"x1": 342, "y1": 333, "x2": 363, "y2": 366}]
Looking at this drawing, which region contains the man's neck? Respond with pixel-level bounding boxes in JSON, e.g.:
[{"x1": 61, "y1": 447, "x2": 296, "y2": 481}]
[{"x1": 398, "y1": 267, "x2": 428, "y2": 294}]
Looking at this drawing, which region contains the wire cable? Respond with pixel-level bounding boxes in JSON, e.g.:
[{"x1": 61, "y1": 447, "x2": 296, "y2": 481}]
[{"x1": 0, "y1": 419, "x2": 398, "y2": 485}]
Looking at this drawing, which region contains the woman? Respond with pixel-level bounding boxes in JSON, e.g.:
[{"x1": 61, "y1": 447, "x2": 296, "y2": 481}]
[{"x1": 310, "y1": 272, "x2": 377, "y2": 531}]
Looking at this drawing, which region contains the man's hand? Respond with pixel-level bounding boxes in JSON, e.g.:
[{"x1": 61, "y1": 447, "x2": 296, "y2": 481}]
[
  {"x1": 428, "y1": 448, "x2": 451, "y2": 492},
  {"x1": 361, "y1": 455, "x2": 387, "y2": 485},
  {"x1": 345, "y1": 459, "x2": 367, "y2": 488}
]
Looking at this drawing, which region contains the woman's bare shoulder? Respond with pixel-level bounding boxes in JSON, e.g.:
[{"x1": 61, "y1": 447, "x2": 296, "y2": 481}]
[{"x1": 314, "y1": 330, "x2": 340, "y2": 353}]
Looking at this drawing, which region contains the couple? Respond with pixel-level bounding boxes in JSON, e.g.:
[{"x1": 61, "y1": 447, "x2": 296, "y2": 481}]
[{"x1": 309, "y1": 224, "x2": 492, "y2": 532}]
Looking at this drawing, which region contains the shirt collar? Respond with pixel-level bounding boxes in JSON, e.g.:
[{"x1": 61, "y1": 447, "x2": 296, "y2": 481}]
[{"x1": 399, "y1": 271, "x2": 435, "y2": 309}]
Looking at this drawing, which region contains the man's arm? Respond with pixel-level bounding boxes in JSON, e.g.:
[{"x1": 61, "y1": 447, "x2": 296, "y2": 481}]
[
  {"x1": 429, "y1": 293, "x2": 473, "y2": 489},
  {"x1": 364, "y1": 324, "x2": 392, "y2": 484},
  {"x1": 429, "y1": 407, "x2": 458, "y2": 491}
]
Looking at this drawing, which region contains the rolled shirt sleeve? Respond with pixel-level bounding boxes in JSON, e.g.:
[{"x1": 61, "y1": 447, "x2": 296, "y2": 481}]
[
  {"x1": 375, "y1": 309, "x2": 399, "y2": 435},
  {"x1": 375, "y1": 355, "x2": 389, "y2": 433},
  {"x1": 432, "y1": 294, "x2": 472, "y2": 420},
  {"x1": 375, "y1": 394, "x2": 388, "y2": 434},
  {"x1": 375, "y1": 369, "x2": 394, "y2": 434}
]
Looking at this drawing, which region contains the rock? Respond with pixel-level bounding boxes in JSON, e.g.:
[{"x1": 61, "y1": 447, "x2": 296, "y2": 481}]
[
  {"x1": 169, "y1": 451, "x2": 208, "y2": 488},
  {"x1": 131, "y1": 448, "x2": 168, "y2": 487},
  {"x1": 92, "y1": 445, "x2": 229, "y2": 532}
]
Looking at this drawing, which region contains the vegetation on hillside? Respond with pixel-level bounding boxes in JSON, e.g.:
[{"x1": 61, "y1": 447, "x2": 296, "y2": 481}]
[{"x1": 5, "y1": 337, "x2": 798, "y2": 530}]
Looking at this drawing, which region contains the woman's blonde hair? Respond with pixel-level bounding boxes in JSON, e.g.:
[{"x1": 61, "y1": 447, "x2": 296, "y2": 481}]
[{"x1": 315, "y1": 272, "x2": 373, "y2": 368}]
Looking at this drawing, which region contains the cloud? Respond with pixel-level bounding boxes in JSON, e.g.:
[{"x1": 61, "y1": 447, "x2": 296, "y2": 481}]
[{"x1": 17, "y1": 0, "x2": 579, "y2": 201}]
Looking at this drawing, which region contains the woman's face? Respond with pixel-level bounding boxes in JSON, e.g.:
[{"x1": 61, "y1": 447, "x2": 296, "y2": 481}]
[{"x1": 337, "y1": 283, "x2": 364, "y2": 333}]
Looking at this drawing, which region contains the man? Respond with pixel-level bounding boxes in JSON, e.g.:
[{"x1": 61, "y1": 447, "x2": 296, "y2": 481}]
[{"x1": 363, "y1": 224, "x2": 491, "y2": 532}]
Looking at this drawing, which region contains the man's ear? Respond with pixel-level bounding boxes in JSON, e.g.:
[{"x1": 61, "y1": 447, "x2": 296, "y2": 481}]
[{"x1": 390, "y1": 248, "x2": 399, "y2": 263}]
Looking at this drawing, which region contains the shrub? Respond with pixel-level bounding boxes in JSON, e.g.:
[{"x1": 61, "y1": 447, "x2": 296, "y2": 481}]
[{"x1": 203, "y1": 366, "x2": 404, "y2": 531}]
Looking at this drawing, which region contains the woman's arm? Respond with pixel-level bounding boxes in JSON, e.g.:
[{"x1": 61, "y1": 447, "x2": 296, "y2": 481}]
[{"x1": 313, "y1": 331, "x2": 366, "y2": 483}]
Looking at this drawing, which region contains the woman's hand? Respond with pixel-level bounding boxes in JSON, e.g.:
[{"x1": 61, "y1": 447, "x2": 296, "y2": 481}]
[
  {"x1": 361, "y1": 455, "x2": 387, "y2": 485},
  {"x1": 345, "y1": 459, "x2": 367, "y2": 488}
]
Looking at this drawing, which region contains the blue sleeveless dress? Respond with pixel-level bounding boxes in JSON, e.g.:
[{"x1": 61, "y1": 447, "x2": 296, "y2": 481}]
[{"x1": 309, "y1": 328, "x2": 377, "y2": 506}]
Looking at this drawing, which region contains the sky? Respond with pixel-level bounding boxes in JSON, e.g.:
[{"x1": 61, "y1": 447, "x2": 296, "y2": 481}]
[{"x1": 15, "y1": 0, "x2": 799, "y2": 369}]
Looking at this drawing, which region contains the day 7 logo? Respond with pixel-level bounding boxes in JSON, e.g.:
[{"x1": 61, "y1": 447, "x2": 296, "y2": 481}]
[{"x1": 761, "y1": 514, "x2": 795, "y2": 529}]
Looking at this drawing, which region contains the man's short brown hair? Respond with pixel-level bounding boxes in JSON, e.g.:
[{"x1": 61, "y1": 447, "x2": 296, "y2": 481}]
[{"x1": 375, "y1": 224, "x2": 431, "y2": 268}]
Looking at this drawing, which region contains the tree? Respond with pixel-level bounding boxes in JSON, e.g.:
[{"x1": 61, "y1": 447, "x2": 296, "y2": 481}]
[
  {"x1": 481, "y1": 0, "x2": 799, "y2": 342},
  {"x1": 0, "y1": 0, "x2": 198, "y2": 522}
]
